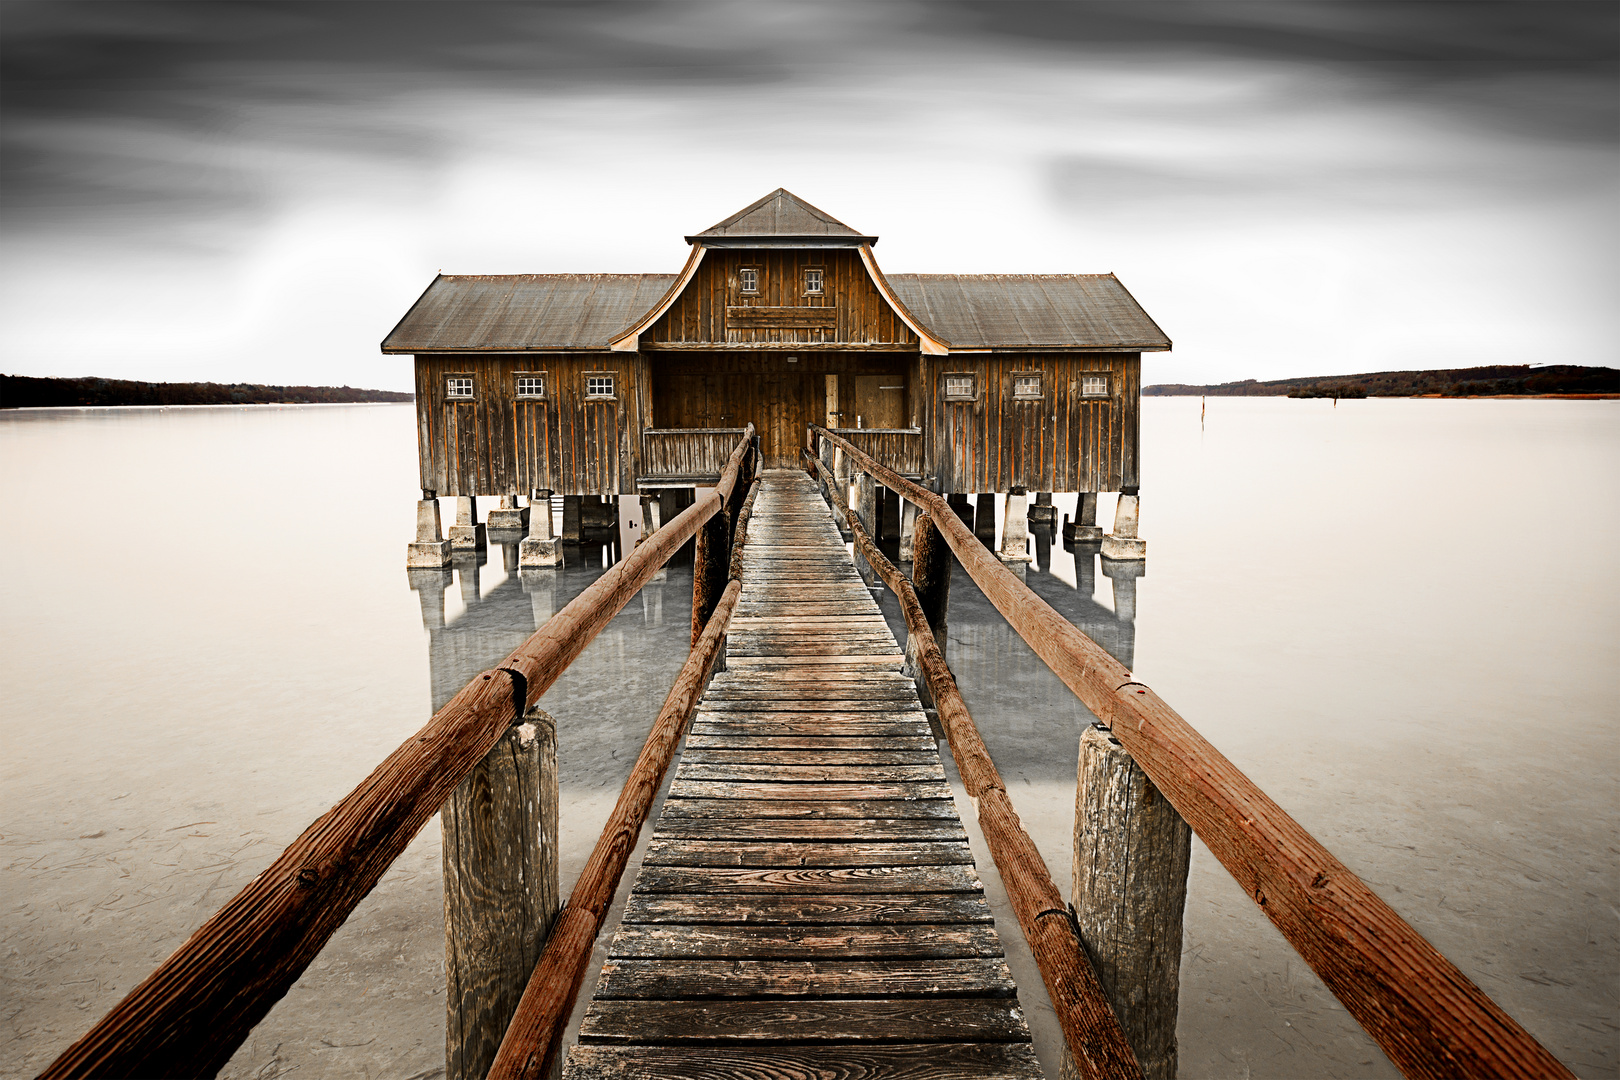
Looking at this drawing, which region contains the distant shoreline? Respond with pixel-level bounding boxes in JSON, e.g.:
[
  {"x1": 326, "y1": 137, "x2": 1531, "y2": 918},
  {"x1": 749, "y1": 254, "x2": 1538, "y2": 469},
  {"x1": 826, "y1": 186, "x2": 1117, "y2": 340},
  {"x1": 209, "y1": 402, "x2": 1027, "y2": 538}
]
[
  {"x1": 1, "y1": 374, "x2": 411, "y2": 409},
  {"x1": 1145, "y1": 363, "x2": 1617, "y2": 399}
]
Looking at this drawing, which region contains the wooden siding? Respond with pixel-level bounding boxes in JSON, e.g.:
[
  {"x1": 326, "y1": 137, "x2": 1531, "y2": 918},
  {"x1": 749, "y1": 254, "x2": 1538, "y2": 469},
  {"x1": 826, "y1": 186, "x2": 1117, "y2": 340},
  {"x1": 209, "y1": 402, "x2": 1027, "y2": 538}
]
[
  {"x1": 649, "y1": 352, "x2": 913, "y2": 470},
  {"x1": 644, "y1": 249, "x2": 919, "y2": 349},
  {"x1": 924, "y1": 354, "x2": 1141, "y2": 494},
  {"x1": 829, "y1": 428, "x2": 925, "y2": 479},
  {"x1": 415, "y1": 355, "x2": 643, "y2": 497},
  {"x1": 641, "y1": 429, "x2": 749, "y2": 483}
]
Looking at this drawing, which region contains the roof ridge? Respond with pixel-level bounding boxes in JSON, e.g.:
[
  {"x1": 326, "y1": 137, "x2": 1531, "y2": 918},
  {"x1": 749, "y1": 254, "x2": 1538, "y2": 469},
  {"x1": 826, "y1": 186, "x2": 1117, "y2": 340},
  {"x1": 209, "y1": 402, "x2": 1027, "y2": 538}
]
[{"x1": 692, "y1": 188, "x2": 864, "y2": 238}]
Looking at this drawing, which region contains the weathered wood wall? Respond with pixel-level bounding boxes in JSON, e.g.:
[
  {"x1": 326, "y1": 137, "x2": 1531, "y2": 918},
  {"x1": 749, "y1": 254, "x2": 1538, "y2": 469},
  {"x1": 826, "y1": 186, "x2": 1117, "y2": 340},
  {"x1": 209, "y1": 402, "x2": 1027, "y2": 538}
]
[
  {"x1": 643, "y1": 249, "x2": 919, "y2": 349},
  {"x1": 648, "y1": 352, "x2": 911, "y2": 468},
  {"x1": 640, "y1": 429, "x2": 749, "y2": 483},
  {"x1": 829, "y1": 428, "x2": 925, "y2": 479},
  {"x1": 415, "y1": 355, "x2": 641, "y2": 497},
  {"x1": 924, "y1": 353, "x2": 1141, "y2": 494}
]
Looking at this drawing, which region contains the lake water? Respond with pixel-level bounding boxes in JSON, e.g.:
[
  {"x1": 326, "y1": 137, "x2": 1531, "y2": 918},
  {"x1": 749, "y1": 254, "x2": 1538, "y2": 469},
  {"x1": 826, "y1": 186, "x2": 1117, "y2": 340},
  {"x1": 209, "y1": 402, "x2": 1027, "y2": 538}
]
[{"x1": 2, "y1": 399, "x2": 1614, "y2": 1079}]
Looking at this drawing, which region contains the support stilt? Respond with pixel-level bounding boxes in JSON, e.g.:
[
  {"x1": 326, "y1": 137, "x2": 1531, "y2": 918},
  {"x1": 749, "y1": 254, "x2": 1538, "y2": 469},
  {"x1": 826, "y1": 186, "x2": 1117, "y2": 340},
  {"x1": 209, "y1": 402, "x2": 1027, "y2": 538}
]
[
  {"x1": 1064, "y1": 492, "x2": 1103, "y2": 543},
  {"x1": 561, "y1": 495, "x2": 582, "y2": 542},
  {"x1": 1028, "y1": 491, "x2": 1057, "y2": 525},
  {"x1": 974, "y1": 492, "x2": 997, "y2": 544},
  {"x1": 999, "y1": 486, "x2": 1033, "y2": 563},
  {"x1": 1102, "y1": 492, "x2": 1147, "y2": 561},
  {"x1": 520, "y1": 489, "x2": 561, "y2": 568},
  {"x1": 898, "y1": 499, "x2": 920, "y2": 562},
  {"x1": 407, "y1": 494, "x2": 453, "y2": 567},
  {"x1": 448, "y1": 496, "x2": 486, "y2": 550},
  {"x1": 487, "y1": 494, "x2": 527, "y2": 532}
]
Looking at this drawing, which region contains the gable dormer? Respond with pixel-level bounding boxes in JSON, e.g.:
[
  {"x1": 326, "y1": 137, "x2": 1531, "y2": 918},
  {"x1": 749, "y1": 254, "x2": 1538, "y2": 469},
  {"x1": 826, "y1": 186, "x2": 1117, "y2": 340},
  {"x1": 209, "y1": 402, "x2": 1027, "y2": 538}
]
[{"x1": 610, "y1": 189, "x2": 946, "y2": 353}]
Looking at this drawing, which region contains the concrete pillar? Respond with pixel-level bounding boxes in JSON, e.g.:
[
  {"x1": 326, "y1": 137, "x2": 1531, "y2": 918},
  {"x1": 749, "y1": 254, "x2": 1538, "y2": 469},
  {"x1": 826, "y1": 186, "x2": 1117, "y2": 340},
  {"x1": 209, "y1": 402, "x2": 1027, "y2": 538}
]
[
  {"x1": 974, "y1": 493, "x2": 996, "y2": 545},
  {"x1": 1102, "y1": 493, "x2": 1147, "y2": 561},
  {"x1": 520, "y1": 488, "x2": 561, "y2": 568},
  {"x1": 487, "y1": 494, "x2": 527, "y2": 532},
  {"x1": 407, "y1": 566, "x2": 454, "y2": 629},
  {"x1": 640, "y1": 493, "x2": 663, "y2": 539},
  {"x1": 561, "y1": 495, "x2": 583, "y2": 542},
  {"x1": 898, "y1": 499, "x2": 920, "y2": 562},
  {"x1": 1100, "y1": 559, "x2": 1142, "y2": 668},
  {"x1": 999, "y1": 486, "x2": 1032, "y2": 563},
  {"x1": 407, "y1": 495, "x2": 453, "y2": 567},
  {"x1": 1064, "y1": 492, "x2": 1103, "y2": 544},
  {"x1": 946, "y1": 492, "x2": 973, "y2": 532},
  {"x1": 1028, "y1": 491, "x2": 1057, "y2": 526},
  {"x1": 448, "y1": 495, "x2": 486, "y2": 551}
]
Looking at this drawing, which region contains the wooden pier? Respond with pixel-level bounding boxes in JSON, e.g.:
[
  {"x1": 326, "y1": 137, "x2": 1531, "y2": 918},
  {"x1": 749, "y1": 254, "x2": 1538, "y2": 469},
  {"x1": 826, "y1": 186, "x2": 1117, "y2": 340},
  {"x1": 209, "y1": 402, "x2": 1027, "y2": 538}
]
[{"x1": 564, "y1": 470, "x2": 1043, "y2": 1077}]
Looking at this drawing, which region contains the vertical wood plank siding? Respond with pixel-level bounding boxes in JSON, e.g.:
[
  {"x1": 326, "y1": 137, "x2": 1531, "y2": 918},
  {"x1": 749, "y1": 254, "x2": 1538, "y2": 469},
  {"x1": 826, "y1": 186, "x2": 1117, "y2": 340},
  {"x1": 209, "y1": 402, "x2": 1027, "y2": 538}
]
[
  {"x1": 827, "y1": 428, "x2": 925, "y2": 478},
  {"x1": 415, "y1": 355, "x2": 641, "y2": 497},
  {"x1": 640, "y1": 429, "x2": 749, "y2": 481},
  {"x1": 924, "y1": 354, "x2": 1141, "y2": 494},
  {"x1": 644, "y1": 249, "x2": 918, "y2": 348}
]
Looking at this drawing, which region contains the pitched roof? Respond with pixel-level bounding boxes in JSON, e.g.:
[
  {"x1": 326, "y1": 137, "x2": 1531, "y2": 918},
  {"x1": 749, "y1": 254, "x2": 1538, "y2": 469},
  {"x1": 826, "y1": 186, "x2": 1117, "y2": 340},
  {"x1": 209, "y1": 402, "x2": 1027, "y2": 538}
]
[
  {"x1": 686, "y1": 188, "x2": 877, "y2": 246},
  {"x1": 381, "y1": 274, "x2": 677, "y2": 352},
  {"x1": 885, "y1": 274, "x2": 1170, "y2": 351}
]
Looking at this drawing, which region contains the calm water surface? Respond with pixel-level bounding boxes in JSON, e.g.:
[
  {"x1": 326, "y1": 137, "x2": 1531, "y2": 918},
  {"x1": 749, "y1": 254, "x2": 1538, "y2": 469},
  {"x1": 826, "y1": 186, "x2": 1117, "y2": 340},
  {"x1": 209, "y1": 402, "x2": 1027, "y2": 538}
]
[{"x1": 2, "y1": 399, "x2": 1614, "y2": 1078}]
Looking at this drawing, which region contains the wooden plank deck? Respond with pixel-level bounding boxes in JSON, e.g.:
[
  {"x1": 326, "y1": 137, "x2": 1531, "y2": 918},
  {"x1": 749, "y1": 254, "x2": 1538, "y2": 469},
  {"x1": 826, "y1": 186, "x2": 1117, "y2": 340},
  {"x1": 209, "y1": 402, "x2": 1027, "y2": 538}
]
[{"x1": 562, "y1": 470, "x2": 1042, "y2": 1079}]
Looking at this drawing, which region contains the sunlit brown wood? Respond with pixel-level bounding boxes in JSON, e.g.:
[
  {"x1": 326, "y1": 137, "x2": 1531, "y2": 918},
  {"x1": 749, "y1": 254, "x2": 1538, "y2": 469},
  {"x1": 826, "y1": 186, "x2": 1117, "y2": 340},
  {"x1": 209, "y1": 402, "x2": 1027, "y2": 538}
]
[{"x1": 812, "y1": 425, "x2": 1575, "y2": 1080}]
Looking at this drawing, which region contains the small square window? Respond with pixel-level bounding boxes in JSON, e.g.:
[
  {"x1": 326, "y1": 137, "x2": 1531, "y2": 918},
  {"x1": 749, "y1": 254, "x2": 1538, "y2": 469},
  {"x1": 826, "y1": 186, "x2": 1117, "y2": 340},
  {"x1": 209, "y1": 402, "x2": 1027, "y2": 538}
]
[
  {"x1": 1013, "y1": 373, "x2": 1043, "y2": 400},
  {"x1": 585, "y1": 374, "x2": 616, "y2": 399},
  {"x1": 943, "y1": 373, "x2": 976, "y2": 402},
  {"x1": 803, "y1": 268, "x2": 824, "y2": 295},
  {"x1": 1081, "y1": 375, "x2": 1110, "y2": 398},
  {"x1": 738, "y1": 267, "x2": 759, "y2": 294},
  {"x1": 446, "y1": 376, "x2": 474, "y2": 400},
  {"x1": 515, "y1": 373, "x2": 546, "y2": 399}
]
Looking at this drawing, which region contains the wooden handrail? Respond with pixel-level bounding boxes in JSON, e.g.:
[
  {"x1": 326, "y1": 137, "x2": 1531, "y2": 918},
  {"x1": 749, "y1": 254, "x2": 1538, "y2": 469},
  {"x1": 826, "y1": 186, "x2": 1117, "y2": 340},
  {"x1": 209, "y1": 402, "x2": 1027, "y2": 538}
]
[
  {"x1": 804, "y1": 447, "x2": 1141, "y2": 1080},
  {"x1": 43, "y1": 429, "x2": 754, "y2": 1079},
  {"x1": 810, "y1": 425, "x2": 1573, "y2": 1080},
  {"x1": 488, "y1": 518, "x2": 753, "y2": 1078}
]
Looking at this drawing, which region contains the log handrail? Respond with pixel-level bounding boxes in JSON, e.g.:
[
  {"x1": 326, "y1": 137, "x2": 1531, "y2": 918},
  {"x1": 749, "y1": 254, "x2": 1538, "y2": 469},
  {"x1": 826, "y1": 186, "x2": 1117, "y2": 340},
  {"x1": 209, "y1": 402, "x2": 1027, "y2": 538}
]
[
  {"x1": 43, "y1": 428, "x2": 755, "y2": 1080},
  {"x1": 804, "y1": 446, "x2": 1141, "y2": 1080},
  {"x1": 487, "y1": 484, "x2": 757, "y2": 1080},
  {"x1": 810, "y1": 425, "x2": 1573, "y2": 1080}
]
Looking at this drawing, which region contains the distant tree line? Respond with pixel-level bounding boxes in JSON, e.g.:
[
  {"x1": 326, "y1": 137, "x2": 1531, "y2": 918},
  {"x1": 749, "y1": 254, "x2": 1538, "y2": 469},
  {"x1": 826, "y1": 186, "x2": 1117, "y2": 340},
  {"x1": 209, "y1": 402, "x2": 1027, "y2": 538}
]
[
  {"x1": 1, "y1": 374, "x2": 413, "y2": 409},
  {"x1": 1144, "y1": 364, "x2": 1619, "y2": 398}
]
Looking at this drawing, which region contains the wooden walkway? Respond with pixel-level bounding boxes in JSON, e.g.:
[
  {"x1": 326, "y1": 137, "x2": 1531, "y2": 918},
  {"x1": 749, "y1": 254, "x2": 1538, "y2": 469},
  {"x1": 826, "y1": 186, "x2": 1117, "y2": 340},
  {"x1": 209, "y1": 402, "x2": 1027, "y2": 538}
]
[{"x1": 562, "y1": 470, "x2": 1042, "y2": 1079}]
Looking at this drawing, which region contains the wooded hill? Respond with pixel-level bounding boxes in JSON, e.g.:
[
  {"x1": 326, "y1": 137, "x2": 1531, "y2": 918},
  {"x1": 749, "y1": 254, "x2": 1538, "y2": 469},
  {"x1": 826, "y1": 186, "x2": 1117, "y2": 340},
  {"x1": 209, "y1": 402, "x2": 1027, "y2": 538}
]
[
  {"x1": 1143, "y1": 364, "x2": 1618, "y2": 398},
  {"x1": 1, "y1": 374, "x2": 413, "y2": 408}
]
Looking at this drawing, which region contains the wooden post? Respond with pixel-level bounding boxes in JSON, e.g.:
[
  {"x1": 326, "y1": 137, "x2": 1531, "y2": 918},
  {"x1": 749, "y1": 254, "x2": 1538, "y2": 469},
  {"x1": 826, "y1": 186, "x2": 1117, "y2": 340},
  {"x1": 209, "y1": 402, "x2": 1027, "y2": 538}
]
[
  {"x1": 879, "y1": 486, "x2": 900, "y2": 540},
  {"x1": 853, "y1": 472, "x2": 876, "y2": 580},
  {"x1": 974, "y1": 492, "x2": 996, "y2": 543},
  {"x1": 691, "y1": 506, "x2": 730, "y2": 649},
  {"x1": 443, "y1": 708, "x2": 560, "y2": 1080},
  {"x1": 833, "y1": 445, "x2": 853, "y2": 538},
  {"x1": 1068, "y1": 724, "x2": 1191, "y2": 1080},
  {"x1": 906, "y1": 512, "x2": 951, "y2": 694}
]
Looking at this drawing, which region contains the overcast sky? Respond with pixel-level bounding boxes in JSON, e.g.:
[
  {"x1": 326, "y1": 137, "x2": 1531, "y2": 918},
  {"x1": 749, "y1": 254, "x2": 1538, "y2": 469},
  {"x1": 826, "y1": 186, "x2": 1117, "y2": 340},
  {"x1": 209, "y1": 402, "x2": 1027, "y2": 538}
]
[{"x1": 3, "y1": 1, "x2": 1614, "y2": 389}]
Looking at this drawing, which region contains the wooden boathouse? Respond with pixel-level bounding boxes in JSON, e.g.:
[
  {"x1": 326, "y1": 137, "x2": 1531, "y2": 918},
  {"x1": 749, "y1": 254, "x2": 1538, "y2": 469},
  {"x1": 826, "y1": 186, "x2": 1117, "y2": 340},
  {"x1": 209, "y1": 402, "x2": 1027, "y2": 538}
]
[{"x1": 383, "y1": 188, "x2": 1170, "y2": 564}]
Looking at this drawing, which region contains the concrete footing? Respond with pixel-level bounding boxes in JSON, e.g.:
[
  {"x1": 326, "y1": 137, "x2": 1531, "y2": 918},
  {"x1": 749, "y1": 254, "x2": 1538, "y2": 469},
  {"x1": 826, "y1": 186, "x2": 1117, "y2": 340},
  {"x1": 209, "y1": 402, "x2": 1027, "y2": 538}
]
[
  {"x1": 1102, "y1": 493, "x2": 1147, "y2": 561},
  {"x1": 447, "y1": 495, "x2": 486, "y2": 551},
  {"x1": 520, "y1": 488, "x2": 562, "y2": 568},
  {"x1": 1027, "y1": 491, "x2": 1057, "y2": 525},
  {"x1": 407, "y1": 498, "x2": 453, "y2": 567},
  {"x1": 1064, "y1": 492, "x2": 1104, "y2": 544},
  {"x1": 999, "y1": 487, "x2": 1033, "y2": 563},
  {"x1": 487, "y1": 494, "x2": 528, "y2": 531}
]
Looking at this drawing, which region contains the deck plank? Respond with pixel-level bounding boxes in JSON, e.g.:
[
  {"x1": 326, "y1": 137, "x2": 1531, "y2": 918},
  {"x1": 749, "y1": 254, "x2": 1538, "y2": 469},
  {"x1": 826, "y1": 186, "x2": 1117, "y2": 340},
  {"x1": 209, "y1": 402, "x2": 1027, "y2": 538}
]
[{"x1": 561, "y1": 471, "x2": 1040, "y2": 1080}]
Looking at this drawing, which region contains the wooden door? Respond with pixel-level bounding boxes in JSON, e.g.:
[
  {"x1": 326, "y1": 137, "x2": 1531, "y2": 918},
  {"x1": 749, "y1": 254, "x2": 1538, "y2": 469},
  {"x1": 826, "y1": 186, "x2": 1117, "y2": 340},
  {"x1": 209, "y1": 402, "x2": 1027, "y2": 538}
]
[
  {"x1": 754, "y1": 372, "x2": 815, "y2": 468},
  {"x1": 853, "y1": 375, "x2": 906, "y2": 428}
]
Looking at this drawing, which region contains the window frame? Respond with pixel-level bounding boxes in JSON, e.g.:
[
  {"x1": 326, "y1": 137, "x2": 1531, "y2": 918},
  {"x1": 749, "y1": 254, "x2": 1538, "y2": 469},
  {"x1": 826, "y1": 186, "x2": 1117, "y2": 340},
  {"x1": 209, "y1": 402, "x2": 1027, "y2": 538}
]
[
  {"x1": 583, "y1": 371, "x2": 618, "y2": 401},
  {"x1": 942, "y1": 372, "x2": 978, "y2": 403},
  {"x1": 514, "y1": 371, "x2": 548, "y2": 400},
  {"x1": 737, "y1": 266, "x2": 761, "y2": 295},
  {"x1": 1080, "y1": 372, "x2": 1112, "y2": 399},
  {"x1": 802, "y1": 267, "x2": 825, "y2": 296},
  {"x1": 445, "y1": 374, "x2": 475, "y2": 401},
  {"x1": 1011, "y1": 370, "x2": 1045, "y2": 401}
]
